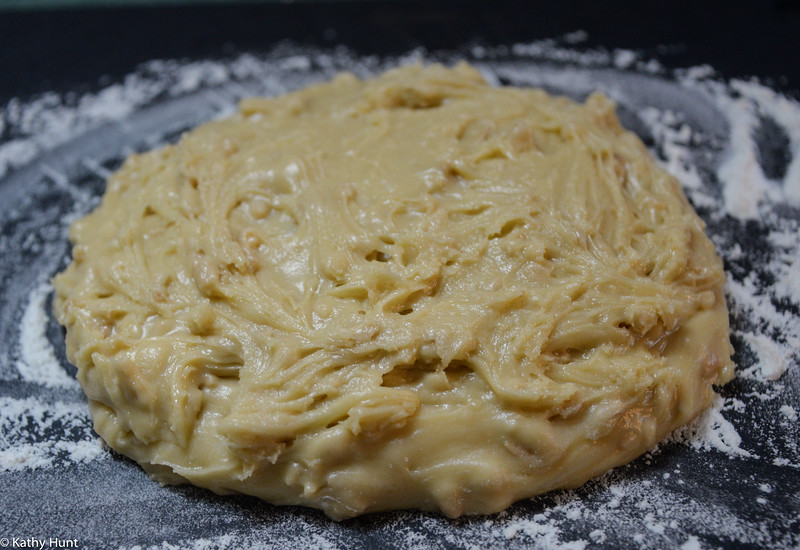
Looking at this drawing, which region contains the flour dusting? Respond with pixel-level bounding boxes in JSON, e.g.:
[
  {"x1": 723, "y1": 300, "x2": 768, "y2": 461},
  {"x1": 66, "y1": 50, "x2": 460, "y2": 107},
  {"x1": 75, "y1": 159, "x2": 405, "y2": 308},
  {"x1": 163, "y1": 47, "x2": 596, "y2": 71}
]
[
  {"x1": 0, "y1": 396, "x2": 104, "y2": 472},
  {"x1": 779, "y1": 405, "x2": 797, "y2": 422},
  {"x1": 17, "y1": 283, "x2": 79, "y2": 389},
  {"x1": 667, "y1": 395, "x2": 755, "y2": 459}
]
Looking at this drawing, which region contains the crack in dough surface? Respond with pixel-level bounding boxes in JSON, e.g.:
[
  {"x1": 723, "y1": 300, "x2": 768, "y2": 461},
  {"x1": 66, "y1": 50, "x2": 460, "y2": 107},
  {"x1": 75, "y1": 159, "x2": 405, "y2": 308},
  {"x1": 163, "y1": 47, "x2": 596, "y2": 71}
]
[{"x1": 52, "y1": 63, "x2": 734, "y2": 519}]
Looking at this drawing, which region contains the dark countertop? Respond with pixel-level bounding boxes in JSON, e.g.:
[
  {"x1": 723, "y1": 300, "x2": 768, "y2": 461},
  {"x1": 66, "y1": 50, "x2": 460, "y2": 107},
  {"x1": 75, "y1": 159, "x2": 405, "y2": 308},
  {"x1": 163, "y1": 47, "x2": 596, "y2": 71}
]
[{"x1": 1, "y1": 0, "x2": 799, "y2": 104}]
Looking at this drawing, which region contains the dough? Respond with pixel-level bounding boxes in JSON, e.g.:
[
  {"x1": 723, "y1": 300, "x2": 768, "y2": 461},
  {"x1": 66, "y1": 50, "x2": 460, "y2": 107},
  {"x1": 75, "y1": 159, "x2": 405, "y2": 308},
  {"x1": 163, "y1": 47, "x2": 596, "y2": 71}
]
[{"x1": 53, "y1": 63, "x2": 734, "y2": 519}]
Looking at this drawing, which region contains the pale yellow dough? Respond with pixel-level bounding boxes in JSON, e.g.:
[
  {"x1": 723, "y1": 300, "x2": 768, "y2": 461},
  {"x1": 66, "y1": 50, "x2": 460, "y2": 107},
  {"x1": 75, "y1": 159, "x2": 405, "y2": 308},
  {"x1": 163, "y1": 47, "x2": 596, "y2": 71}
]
[{"x1": 53, "y1": 63, "x2": 734, "y2": 519}]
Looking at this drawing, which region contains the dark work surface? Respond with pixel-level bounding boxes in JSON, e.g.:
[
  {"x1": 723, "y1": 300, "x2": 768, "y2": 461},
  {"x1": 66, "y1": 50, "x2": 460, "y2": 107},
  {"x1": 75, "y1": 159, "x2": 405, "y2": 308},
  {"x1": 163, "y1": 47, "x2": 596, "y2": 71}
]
[{"x1": 1, "y1": 0, "x2": 800, "y2": 104}]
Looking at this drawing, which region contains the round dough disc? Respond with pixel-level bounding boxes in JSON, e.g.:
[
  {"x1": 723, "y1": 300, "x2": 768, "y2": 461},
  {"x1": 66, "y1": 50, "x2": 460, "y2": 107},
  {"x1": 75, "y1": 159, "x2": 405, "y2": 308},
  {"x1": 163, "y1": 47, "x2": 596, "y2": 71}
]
[{"x1": 53, "y1": 63, "x2": 734, "y2": 519}]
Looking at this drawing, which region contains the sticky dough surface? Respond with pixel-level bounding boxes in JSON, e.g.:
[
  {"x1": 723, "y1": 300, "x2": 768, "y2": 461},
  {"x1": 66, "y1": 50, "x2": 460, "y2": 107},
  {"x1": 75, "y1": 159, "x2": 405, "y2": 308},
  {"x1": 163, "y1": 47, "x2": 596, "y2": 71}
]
[{"x1": 53, "y1": 63, "x2": 734, "y2": 519}]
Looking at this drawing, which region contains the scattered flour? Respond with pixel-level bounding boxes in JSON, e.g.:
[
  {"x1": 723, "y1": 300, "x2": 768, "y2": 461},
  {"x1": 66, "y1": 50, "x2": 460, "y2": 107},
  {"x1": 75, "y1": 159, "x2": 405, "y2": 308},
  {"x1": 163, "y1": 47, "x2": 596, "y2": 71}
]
[
  {"x1": 0, "y1": 396, "x2": 105, "y2": 472},
  {"x1": 739, "y1": 332, "x2": 791, "y2": 381},
  {"x1": 638, "y1": 107, "x2": 704, "y2": 191},
  {"x1": 713, "y1": 83, "x2": 773, "y2": 220},
  {"x1": 1, "y1": 34, "x2": 798, "y2": 549},
  {"x1": 780, "y1": 405, "x2": 798, "y2": 421},
  {"x1": 667, "y1": 395, "x2": 755, "y2": 459},
  {"x1": 680, "y1": 535, "x2": 702, "y2": 550},
  {"x1": 16, "y1": 283, "x2": 79, "y2": 389},
  {"x1": 730, "y1": 79, "x2": 800, "y2": 206},
  {"x1": 502, "y1": 517, "x2": 588, "y2": 550}
]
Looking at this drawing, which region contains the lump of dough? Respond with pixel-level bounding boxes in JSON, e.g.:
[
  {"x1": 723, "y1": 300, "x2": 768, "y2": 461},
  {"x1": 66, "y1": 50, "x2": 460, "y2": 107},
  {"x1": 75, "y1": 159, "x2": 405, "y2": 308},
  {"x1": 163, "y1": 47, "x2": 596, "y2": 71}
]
[{"x1": 53, "y1": 62, "x2": 734, "y2": 520}]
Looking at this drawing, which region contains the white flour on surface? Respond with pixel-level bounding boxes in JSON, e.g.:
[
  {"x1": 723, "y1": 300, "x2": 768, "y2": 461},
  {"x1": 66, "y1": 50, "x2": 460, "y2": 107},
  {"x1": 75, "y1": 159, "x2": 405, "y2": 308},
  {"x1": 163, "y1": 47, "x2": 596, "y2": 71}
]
[
  {"x1": 0, "y1": 396, "x2": 104, "y2": 472},
  {"x1": 1, "y1": 35, "x2": 798, "y2": 549},
  {"x1": 780, "y1": 405, "x2": 798, "y2": 422},
  {"x1": 16, "y1": 283, "x2": 79, "y2": 390}
]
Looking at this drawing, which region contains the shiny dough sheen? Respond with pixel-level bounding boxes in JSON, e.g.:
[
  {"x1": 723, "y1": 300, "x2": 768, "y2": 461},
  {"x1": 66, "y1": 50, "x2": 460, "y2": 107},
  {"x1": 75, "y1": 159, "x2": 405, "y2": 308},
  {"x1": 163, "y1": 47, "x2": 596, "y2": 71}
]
[{"x1": 53, "y1": 63, "x2": 734, "y2": 519}]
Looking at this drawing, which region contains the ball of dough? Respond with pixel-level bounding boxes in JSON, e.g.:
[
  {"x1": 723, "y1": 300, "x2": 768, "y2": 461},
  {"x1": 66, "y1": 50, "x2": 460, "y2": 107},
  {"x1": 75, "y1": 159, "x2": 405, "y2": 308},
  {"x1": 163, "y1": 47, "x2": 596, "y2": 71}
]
[{"x1": 53, "y1": 63, "x2": 734, "y2": 519}]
